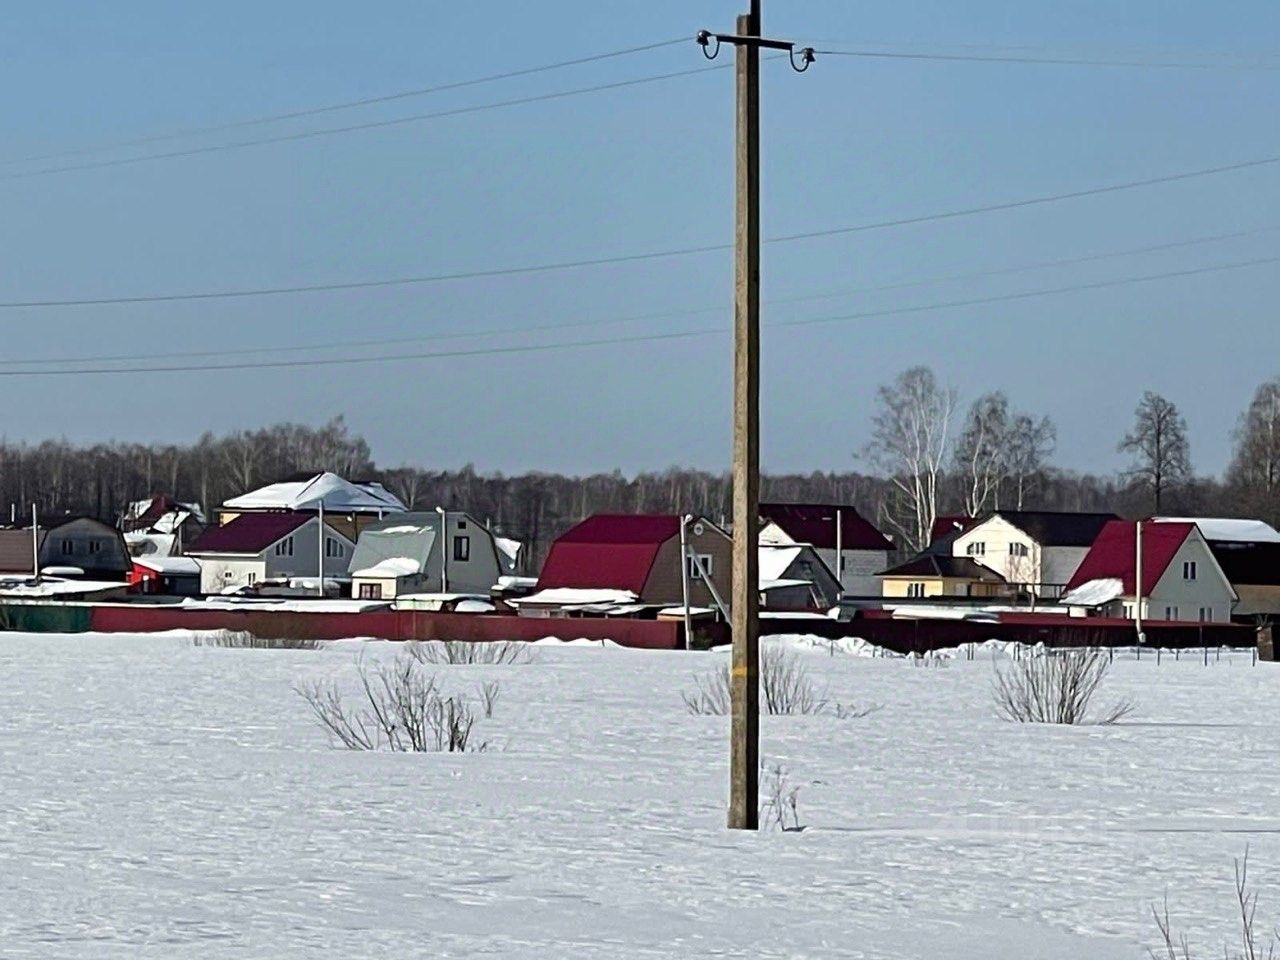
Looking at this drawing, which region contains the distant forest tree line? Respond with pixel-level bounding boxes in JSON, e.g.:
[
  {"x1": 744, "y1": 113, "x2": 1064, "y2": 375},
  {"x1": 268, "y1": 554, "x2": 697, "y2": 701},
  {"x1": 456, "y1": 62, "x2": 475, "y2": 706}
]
[{"x1": 0, "y1": 368, "x2": 1276, "y2": 571}]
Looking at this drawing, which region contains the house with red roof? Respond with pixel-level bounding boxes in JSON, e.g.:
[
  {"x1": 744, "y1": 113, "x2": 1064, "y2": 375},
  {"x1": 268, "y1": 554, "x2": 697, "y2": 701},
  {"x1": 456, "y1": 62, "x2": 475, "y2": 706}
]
[
  {"x1": 759, "y1": 503, "x2": 893, "y2": 596},
  {"x1": 519, "y1": 514, "x2": 731, "y2": 616},
  {"x1": 1063, "y1": 520, "x2": 1236, "y2": 623},
  {"x1": 186, "y1": 512, "x2": 356, "y2": 595}
]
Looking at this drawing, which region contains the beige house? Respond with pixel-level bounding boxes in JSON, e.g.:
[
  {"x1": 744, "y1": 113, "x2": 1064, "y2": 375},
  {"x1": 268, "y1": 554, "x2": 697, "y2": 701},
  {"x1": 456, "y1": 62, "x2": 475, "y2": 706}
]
[
  {"x1": 950, "y1": 511, "x2": 1116, "y2": 599},
  {"x1": 878, "y1": 554, "x2": 1007, "y2": 599}
]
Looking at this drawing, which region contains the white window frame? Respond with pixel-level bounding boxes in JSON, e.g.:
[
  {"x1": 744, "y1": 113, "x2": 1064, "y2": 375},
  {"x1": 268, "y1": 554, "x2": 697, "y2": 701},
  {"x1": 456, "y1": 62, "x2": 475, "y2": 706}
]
[
  {"x1": 1165, "y1": 605, "x2": 1178, "y2": 621},
  {"x1": 1198, "y1": 606, "x2": 1212, "y2": 622},
  {"x1": 1008, "y1": 542, "x2": 1028, "y2": 558},
  {"x1": 966, "y1": 542, "x2": 986, "y2": 557},
  {"x1": 907, "y1": 582, "x2": 926, "y2": 598},
  {"x1": 274, "y1": 536, "x2": 294, "y2": 558},
  {"x1": 1183, "y1": 560, "x2": 1197, "y2": 581},
  {"x1": 453, "y1": 535, "x2": 470, "y2": 562},
  {"x1": 324, "y1": 537, "x2": 344, "y2": 559},
  {"x1": 688, "y1": 554, "x2": 713, "y2": 580}
]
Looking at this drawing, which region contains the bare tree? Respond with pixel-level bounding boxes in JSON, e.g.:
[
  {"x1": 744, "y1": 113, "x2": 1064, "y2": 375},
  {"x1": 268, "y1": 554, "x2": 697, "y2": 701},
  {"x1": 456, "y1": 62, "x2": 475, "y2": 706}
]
[
  {"x1": 1005, "y1": 413, "x2": 1057, "y2": 510},
  {"x1": 1228, "y1": 377, "x2": 1280, "y2": 524},
  {"x1": 865, "y1": 366, "x2": 956, "y2": 552},
  {"x1": 1119, "y1": 391, "x2": 1191, "y2": 513},
  {"x1": 954, "y1": 391, "x2": 1010, "y2": 517}
]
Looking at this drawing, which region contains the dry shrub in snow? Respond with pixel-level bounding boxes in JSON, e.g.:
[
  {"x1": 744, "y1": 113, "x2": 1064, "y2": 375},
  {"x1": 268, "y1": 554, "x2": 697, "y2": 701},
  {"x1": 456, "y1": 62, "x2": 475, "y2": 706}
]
[
  {"x1": 682, "y1": 646, "x2": 879, "y2": 718},
  {"x1": 992, "y1": 646, "x2": 1132, "y2": 725},
  {"x1": 296, "y1": 654, "x2": 491, "y2": 752},
  {"x1": 407, "y1": 639, "x2": 532, "y2": 666},
  {"x1": 759, "y1": 762, "x2": 802, "y2": 832},
  {"x1": 1151, "y1": 848, "x2": 1276, "y2": 960},
  {"x1": 477, "y1": 679, "x2": 501, "y2": 719},
  {"x1": 192, "y1": 630, "x2": 323, "y2": 650}
]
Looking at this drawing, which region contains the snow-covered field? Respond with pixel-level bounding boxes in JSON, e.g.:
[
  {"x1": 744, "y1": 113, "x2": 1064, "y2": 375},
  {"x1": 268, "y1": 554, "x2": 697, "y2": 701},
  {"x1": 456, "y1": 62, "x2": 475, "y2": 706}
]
[{"x1": 2, "y1": 632, "x2": 1279, "y2": 959}]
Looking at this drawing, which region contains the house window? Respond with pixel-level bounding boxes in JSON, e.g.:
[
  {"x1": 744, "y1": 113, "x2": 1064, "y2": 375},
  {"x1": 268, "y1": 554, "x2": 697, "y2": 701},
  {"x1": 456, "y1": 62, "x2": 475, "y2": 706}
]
[
  {"x1": 1183, "y1": 561, "x2": 1197, "y2": 581},
  {"x1": 453, "y1": 535, "x2": 470, "y2": 562},
  {"x1": 907, "y1": 582, "x2": 927, "y2": 598},
  {"x1": 87, "y1": 540, "x2": 102, "y2": 555},
  {"x1": 60, "y1": 538, "x2": 74, "y2": 554},
  {"x1": 274, "y1": 536, "x2": 294, "y2": 557},
  {"x1": 1165, "y1": 605, "x2": 1178, "y2": 621},
  {"x1": 1199, "y1": 606, "x2": 1213, "y2": 621},
  {"x1": 1008, "y1": 543, "x2": 1028, "y2": 558},
  {"x1": 247, "y1": 572, "x2": 257, "y2": 586},
  {"x1": 325, "y1": 537, "x2": 344, "y2": 559},
  {"x1": 966, "y1": 542, "x2": 985, "y2": 557},
  {"x1": 688, "y1": 554, "x2": 713, "y2": 580},
  {"x1": 1122, "y1": 604, "x2": 1134, "y2": 618},
  {"x1": 457, "y1": 520, "x2": 467, "y2": 530},
  {"x1": 358, "y1": 583, "x2": 383, "y2": 600}
]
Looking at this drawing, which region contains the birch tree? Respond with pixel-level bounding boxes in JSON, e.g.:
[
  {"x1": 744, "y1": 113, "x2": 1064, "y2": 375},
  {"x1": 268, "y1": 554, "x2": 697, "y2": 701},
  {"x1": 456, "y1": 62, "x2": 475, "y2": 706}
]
[
  {"x1": 865, "y1": 366, "x2": 956, "y2": 553},
  {"x1": 1005, "y1": 413, "x2": 1057, "y2": 510},
  {"x1": 1227, "y1": 377, "x2": 1280, "y2": 523},
  {"x1": 953, "y1": 392, "x2": 1010, "y2": 517}
]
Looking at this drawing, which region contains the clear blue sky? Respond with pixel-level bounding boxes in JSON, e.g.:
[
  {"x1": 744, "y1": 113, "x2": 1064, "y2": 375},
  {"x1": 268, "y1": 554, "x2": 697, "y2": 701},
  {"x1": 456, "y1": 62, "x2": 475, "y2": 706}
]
[{"x1": 1, "y1": 1, "x2": 1277, "y2": 478}]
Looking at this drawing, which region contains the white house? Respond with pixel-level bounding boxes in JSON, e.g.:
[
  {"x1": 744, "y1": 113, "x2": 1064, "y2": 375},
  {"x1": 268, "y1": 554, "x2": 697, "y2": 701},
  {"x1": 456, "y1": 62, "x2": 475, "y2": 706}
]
[
  {"x1": 348, "y1": 511, "x2": 507, "y2": 601},
  {"x1": 1156, "y1": 517, "x2": 1280, "y2": 619},
  {"x1": 949, "y1": 511, "x2": 1117, "y2": 599},
  {"x1": 186, "y1": 512, "x2": 355, "y2": 595},
  {"x1": 1063, "y1": 520, "x2": 1236, "y2": 622},
  {"x1": 758, "y1": 542, "x2": 842, "y2": 610},
  {"x1": 759, "y1": 503, "x2": 894, "y2": 596}
]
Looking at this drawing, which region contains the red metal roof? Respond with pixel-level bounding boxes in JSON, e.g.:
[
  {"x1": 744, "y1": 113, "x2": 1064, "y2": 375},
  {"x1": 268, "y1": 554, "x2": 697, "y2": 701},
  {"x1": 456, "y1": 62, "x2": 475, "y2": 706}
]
[
  {"x1": 187, "y1": 512, "x2": 309, "y2": 555},
  {"x1": 931, "y1": 515, "x2": 973, "y2": 544},
  {"x1": 1065, "y1": 520, "x2": 1195, "y2": 595},
  {"x1": 536, "y1": 514, "x2": 681, "y2": 593},
  {"x1": 760, "y1": 503, "x2": 893, "y2": 551}
]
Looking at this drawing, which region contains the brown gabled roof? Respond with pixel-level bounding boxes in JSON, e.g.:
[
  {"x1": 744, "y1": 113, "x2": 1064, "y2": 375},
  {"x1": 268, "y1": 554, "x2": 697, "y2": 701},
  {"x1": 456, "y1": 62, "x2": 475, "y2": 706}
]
[
  {"x1": 879, "y1": 555, "x2": 1006, "y2": 581},
  {"x1": 0, "y1": 528, "x2": 42, "y2": 574}
]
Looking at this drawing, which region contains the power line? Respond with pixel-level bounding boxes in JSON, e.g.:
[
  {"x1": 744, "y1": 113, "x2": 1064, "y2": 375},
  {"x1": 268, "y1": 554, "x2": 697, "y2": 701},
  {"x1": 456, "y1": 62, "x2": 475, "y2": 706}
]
[
  {"x1": 0, "y1": 60, "x2": 733, "y2": 182},
  {"x1": 814, "y1": 47, "x2": 1280, "y2": 70},
  {"x1": 777, "y1": 252, "x2": 1280, "y2": 329},
  {"x1": 3, "y1": 251, "x2": 1276, "y2": 378},
  {"x1": 0, "y1": 39, "x2": 688, "y2": 168},
  {"x1": 1, "y1": 222, "x2": 1269, "y2": 367},
  {"x1": 2, "y1": 151, "x2": 1277, "y2": 309},
  {"x1": 0, "y1": 327, "x2": 722, "y2": 377}
]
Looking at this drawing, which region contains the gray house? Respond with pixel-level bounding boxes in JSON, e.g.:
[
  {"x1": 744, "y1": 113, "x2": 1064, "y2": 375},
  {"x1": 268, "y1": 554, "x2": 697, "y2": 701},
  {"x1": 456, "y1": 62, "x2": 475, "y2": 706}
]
[
  {"x1": 40, "y1": 518, "x2": 132, "y2": 580},
  {"x1": 348, "y1": 511, "x2": 507, "y2": 600}
]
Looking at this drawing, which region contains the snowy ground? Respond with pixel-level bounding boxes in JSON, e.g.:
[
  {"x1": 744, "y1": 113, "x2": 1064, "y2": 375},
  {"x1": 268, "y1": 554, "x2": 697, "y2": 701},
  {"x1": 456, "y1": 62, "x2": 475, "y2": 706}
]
[{"x1": 2, "y1": 632, "x2": 1279, "y2": 959}]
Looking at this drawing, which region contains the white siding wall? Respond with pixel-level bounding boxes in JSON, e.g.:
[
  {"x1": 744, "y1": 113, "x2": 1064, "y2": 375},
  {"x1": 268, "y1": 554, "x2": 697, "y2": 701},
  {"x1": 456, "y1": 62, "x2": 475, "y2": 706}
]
[
  {"x1": 1148, "y1": 532, "x2": 1236, "y2": 622},
  {"x1": 952, "y1": 517, "x2": 1040, "y2": 587}
]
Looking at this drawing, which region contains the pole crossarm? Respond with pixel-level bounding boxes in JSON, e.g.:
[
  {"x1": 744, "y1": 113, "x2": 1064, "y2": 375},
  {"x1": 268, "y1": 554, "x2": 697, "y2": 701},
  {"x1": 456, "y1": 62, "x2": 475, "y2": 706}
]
[{"x1": 696, "y1": 30, "x2": 816, "y2": 71}]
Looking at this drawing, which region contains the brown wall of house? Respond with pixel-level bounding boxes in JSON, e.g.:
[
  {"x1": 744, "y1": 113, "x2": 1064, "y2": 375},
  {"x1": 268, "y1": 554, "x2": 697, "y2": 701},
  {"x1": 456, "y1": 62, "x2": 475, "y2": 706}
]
[{"x1": 642, "y1": 525, "x2": 733, "y2": 607}]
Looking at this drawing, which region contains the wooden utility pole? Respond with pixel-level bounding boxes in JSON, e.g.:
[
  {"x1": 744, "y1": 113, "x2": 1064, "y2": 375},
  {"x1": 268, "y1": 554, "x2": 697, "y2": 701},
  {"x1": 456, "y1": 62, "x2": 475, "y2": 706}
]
[
  {"x1": 698, "y1": 4, "x2": 813, "y2": 832},
  {"x1": 728, "y1": 0, "x2": 762, "y2": 832}
]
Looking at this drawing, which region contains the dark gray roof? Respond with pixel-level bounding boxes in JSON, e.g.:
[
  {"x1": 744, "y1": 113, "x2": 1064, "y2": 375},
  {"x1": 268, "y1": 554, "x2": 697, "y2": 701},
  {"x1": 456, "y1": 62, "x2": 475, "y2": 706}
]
[
  {"x1": 989, "y1": 511, "x2": 1118, "y2": 547},
  {"x1": 879, "y1": 554, "x2": 1006, "y2": 581}
]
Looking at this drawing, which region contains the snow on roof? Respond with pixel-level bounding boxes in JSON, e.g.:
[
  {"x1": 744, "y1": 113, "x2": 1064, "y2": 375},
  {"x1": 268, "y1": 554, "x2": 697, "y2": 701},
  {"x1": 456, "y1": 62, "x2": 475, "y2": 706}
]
[
  {"x1": 1155, "y1": 517, "x2": 1280, "y2": 544},
  {"x1": 133, "y1": 555, "x2": 201, "y2": 575},
  {"x1": 759, "y1": 544, "x2": 803, "y2": 582},
  {"x1": 658, "y1": 605, "x2": 716, "y2": 616},
  {"x1": 350, "y1": 556, "x2": 422, "y2": 579},
  {"x1": 760, "y1": 578, "x2": 812, "y2": 591},
  {"x1": 509, "y1": 587, "x2": 640, "y2": 607},
  {"x1": 495, "y1": 536, "x2": 522, "y2": 570},
  {"x1": 1061, "y1": 577, "x2": 1124, "y2": 607},
  {"x1": 223, "y1": 472, "x2": 406, "y2": 515},
  {"x1": 454, "y1": 599, "x2": 496, "y2": 613},
  {"x1": 124, "y1": 531, "x2": 176, "y2": 557},
  {"x1": 0, "y1": 576, "x2": 126, "y2": 598}
]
